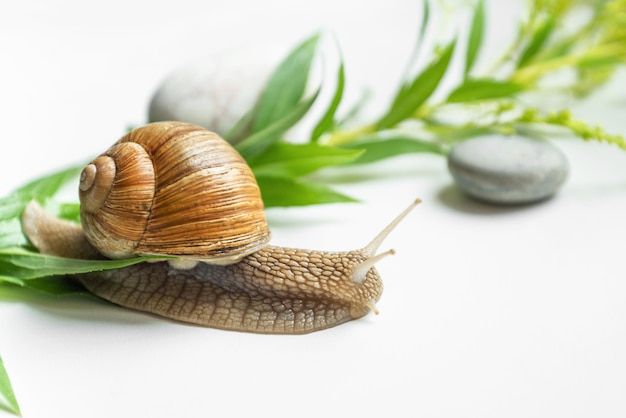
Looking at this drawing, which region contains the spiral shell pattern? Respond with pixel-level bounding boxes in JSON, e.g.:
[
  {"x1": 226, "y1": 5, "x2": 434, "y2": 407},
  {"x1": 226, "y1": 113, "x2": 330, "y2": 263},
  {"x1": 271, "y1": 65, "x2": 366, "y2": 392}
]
[{"x1": 79, "y1": 121, "x2": 270, "y2": 264}]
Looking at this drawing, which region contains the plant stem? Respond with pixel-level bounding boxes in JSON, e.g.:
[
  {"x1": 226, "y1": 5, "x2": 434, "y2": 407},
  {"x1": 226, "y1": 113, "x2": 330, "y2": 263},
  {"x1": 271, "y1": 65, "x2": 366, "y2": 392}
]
[{"x1": 324, "y1": 124, "x2": 376, "y2": 146}]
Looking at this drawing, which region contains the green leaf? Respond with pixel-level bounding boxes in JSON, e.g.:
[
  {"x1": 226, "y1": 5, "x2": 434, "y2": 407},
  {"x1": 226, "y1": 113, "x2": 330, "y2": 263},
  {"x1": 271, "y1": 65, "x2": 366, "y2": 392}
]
[
  {"x1": 465, "y1": 0, "x2": 485, "y2": 74},
  {"x1": 0, "y1": 166, "x2": 82, "y2": 249},
  {"x1": 0, "y1": 273, "x2": 24, "y2": 287},
  {"x1": 398, "y1": 0, "x2": 431, "y2": 86},
  {"x1": 0, "y1": 262, "x2": 86, "y2": 295},
  {"x1": 14, "y1": 165, "x2": 82, "y2": 203},
  {"x1": 248, "y1": 142, "x2": 362, "y2": 177},
  {"x1": 0, "y1": 196, "x2": 24, "y2": 222},
  {"x1": 0, "y1": 219, "x2": 28, "y2": 249},
  {"x1": 539, "y1": 35, "x2": 577, "y2": 61},
  {"x1": 342, "y1": 136, "x2": 445, "y2": 164},
  {"x1": 56, "y1": 203, "x2": 81, "y2": 223},
  {"x1": 336, "y1": 88, "x2": 372, "y2": 127},
  {"x1": 20, "y1": 276, "x2": 87, "y2": 295},
  {"x1": 0, "y1": 197, "x2": 32, "y2": 250},
  {"x1": 577, "y1": 55, "x2": 624, "y2": 69},
  {"x1": 256, "y1": 176, "x2": 357, "y2": 207},
  {"x1": 252, "y1": 33, "x2": 320, "y2": 133},
  {"x1": 422, "y1": 124, "x2": 497, "y2": 143},
  {"x1": 447, "y1": 78, "x2": 526, "y2": 102},
  {"x1": 0, "y1": 247, "x2": 169, "y2": 280},
  {"x1": 224, "y1": 107, "x2": 256, "y2": 145},
  {"x1": 418, "y1": 1, "x2": 430, "y2": 43},
  {"x1": 517, "y1": 16, "x2": 555, "y2": 68},
  {"x1": 311, "y1": 60, "x2": 345, "y2": 142},
  {"x1": 0, "y1": 355, "x2": 21, "y2": 416},
  {"x1": 0, "y1": 259, "x2": 28, "y2": 284},
  {"x1": 377, "y1": 39, "x2": 457, "y2": 129},
  {"x1": 235, "y1": 88, "x2": 320, "y2": 159}
]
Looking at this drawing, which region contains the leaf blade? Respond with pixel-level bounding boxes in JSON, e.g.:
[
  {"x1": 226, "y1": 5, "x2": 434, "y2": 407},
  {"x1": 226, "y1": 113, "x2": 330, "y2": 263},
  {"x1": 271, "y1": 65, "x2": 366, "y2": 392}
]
[
  {"x1": 0, "y1": 165, "x2": 82, "y2": 249},
  {"x1": 311, "y1": 59, "x2": 345, "y2": 142},
  {"x1": 0, "y1": 219, "x2": 28, "y2": 249},
  {"x1": 342, "y1": 136, "x2": 445, "y2": 164},
  {"x1": 235, "y1": 89, "x2": 320, "y2": 159},
  {"x1": 465, "y1": 0, "x2": 485, "y2": 74},
  {"x1": 395, "y1": 0, "x2": 431, "y2": 98},
  {"x1": 14, "y1": 165, "x2": 82, "y2": 203},
  {"x1": 517, "y1": 15, "x2": 555, "y2": 68},
  {"x1": 248, "y1": 142, "x2": 362, "y2": 177},
  {"x1": 252, "y1": 33, "x2": 320, "y2": 133},
  {"x1": 0, "y1": 355, "x2": 21, "y2": 416},
  {"x1": 377, "y1": 39, "x2": 457, "y2": 129},
  {"x1": 0, "y1": 247, "x2": 169, "y2": 280},
  {"x1": 447, "y1": 78, "x2": 526, "y2": 102},
  {"x1": 19, "y1": 276, "x2": 87, "y2": 295},
  {"x1": 256, "y1": 176, "x2": 357, "y2": 207}
]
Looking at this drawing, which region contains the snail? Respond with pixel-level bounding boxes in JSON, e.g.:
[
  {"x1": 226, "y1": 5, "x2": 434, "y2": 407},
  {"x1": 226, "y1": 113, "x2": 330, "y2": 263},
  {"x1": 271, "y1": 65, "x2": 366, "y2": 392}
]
[{"x1": 21, "y1": 121, "x2": 420, "y2": 334}]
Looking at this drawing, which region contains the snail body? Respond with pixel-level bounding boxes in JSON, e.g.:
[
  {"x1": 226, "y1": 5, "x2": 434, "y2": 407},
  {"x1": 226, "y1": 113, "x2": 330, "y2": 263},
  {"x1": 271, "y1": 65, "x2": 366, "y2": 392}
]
[{"x1": 22, "y1": 122, "x2": 420, "y2": 334}]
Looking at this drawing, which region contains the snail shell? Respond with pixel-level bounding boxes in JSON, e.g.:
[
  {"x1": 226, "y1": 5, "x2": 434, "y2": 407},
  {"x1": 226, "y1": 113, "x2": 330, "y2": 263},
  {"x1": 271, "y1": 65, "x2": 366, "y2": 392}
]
[{"x1": 78, "y1": 121, "x2": 270, "y2": 264}]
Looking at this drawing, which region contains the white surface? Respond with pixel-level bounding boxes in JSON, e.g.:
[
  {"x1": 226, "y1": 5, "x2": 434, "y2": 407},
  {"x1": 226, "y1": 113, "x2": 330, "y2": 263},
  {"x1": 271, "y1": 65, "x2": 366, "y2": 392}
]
[{"x1": 1, "y1": 1, "x2": 626, "y2": 418}]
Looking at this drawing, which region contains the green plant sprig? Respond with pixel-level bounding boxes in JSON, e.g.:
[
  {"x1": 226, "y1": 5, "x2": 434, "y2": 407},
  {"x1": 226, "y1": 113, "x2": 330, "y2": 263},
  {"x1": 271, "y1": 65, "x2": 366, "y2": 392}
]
[
  {"x1": 1, "y1": 1, "x2": 626, "y2": 414},
  {"x1": 320, "y1": 0, "x2": 626, "y2": 155}
]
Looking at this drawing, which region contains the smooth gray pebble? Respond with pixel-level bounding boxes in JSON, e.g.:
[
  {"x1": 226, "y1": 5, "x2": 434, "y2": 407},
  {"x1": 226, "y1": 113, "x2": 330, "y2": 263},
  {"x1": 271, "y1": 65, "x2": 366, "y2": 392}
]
[{"x1": 447, "y1": 135, "x2": 569, "y2": 204}]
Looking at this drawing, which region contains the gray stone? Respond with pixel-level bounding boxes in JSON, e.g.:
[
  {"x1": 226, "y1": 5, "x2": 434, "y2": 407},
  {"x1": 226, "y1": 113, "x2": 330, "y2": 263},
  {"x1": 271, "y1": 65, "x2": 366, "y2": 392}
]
[{"x1": 447, "y1": 135, "x2": 569, "y2": 204}]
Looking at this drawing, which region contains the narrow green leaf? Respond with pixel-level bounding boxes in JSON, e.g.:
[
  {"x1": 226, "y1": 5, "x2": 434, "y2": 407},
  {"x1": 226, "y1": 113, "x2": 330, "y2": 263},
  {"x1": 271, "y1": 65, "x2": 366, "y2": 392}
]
[
  {"x1": 0, "y1": 220, "x2": 28, "y2": 249},
  {"x1": 256, "y1": 176, "x2": 357, "y2": 207},
  {"x1": 377, "y1": 39, "x2": 457, "y2": 129},
  {"x1": 517, "y1": 16, "x2": 555, "y2": 68},
  {"x1": 0, "y1": 355, "x2": 21, "y2": 416},
  {"x1": 0, "y1": 274, "x2": 24, "y2": 287},
  {"x1": 422, "y1": 124, "x2": 497, "y2": 143},
  {"x1": 0, "y1": 260, "x2": 28, "y2": 283},
  {"x1": 336, "y1": 88, "x2": 372, "y2": 127},
  {"x1": 0, "y1": 196, "x2": 23, "y2": 222},
  {"x1": 577, "y1": 55, "x2": 623, "y2": 69},
  {"x1": 223, "y1": 107, "x2": 256, "y2": 145},
  {"x1": 0, "y1": 247, "x2": 169, "y2": 280},
  {"x1": 419, "y1": 1, "x2": 431, "y2": 40},
  {"x1": 248, "y1": 142, "x2": 362, "y2": 177},
  {"x1": 342, "y1": 136, "x2": 445, "y2": 164},
  {"x1": 14, "y1": 165, "x2": 82, "y2": 202},
  {"x1": 0, "y1": 165, "x2": 82, "y2": 248},
  {"x1": 0, "y1": 265, "x2": 87, "y2": 295},
  {"x1": 540, "y1": 36, "x2": 577, "y2": 61},
  {"x1": 397, "y1": 0, "x2": 431, "y2": 91},
  {"x1": 447, "y1": 78, "x2": 526, "y2": 102},
  {"x1": 311, "y1": 60, "x2": 345, "y2": 142},
  {"x1": 252, "y1": 33, "x2": 320, "y2": 133},
  {"x1": 57, "y1": 203, "x2": 81, "y2": 223},
  {"x1": 465, "y1": 0, "x2": 485, "y2": 74},
  {"x1": 21, "y1": 276, "x2": 87, "y2": 295},
  {"x1": 236, "y1": 89, "x2": 320, "y2": 159}
]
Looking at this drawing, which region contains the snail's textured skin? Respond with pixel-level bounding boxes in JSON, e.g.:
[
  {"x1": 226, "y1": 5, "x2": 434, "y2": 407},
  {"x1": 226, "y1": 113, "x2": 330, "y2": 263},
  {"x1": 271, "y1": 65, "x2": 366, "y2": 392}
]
[
  {"x1": 22, "y1": 201, "x2": 382, "y2": 334},
  {"x1": 79, "y1": 247, "x2": 381, "y2": 334}
]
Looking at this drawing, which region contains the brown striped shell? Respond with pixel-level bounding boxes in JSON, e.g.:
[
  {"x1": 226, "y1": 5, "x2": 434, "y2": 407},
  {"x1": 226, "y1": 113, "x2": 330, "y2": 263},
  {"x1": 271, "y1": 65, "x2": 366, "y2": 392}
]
[{"x1": 78, "y1": 121, "x2": 271, "y2": 264}]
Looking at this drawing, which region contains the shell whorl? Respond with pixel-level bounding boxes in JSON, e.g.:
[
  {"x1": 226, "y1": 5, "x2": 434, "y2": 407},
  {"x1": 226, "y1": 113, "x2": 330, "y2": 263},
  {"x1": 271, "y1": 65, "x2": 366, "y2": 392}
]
[
  {"x1": 79, "y1": 121, "x2": 271, "y2": 264},
  {"x1": 79, "y1": 142, "x2": 155, "y2": 258}
]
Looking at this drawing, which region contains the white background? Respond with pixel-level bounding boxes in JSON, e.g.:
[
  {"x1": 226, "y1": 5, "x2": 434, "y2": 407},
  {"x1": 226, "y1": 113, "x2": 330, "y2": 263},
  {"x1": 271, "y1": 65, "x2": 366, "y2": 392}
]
[{"x1": 1, "y1": 1, "x2": 626, "y2": 417}]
